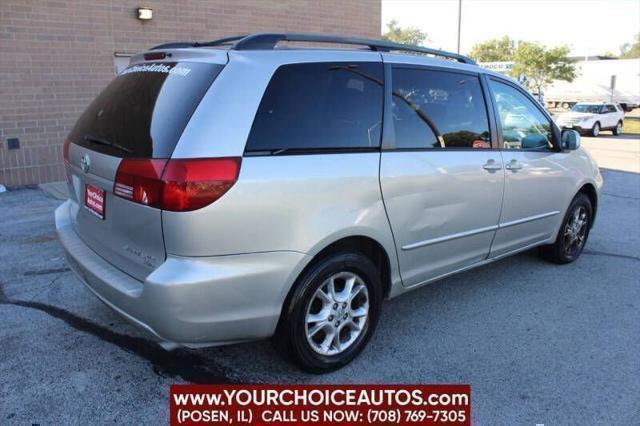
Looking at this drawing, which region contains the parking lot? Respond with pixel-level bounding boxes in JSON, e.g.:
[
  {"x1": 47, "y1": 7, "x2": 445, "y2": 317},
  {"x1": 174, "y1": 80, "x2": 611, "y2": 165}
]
[{"x1": 1, "y1": 136, "x2": 639, "y2": 424}]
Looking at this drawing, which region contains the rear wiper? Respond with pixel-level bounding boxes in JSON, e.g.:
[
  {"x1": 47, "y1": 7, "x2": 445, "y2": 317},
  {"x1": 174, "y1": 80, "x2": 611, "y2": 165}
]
[{"x1": 84, "y1": 134, "x2": 134, "y2": 154}]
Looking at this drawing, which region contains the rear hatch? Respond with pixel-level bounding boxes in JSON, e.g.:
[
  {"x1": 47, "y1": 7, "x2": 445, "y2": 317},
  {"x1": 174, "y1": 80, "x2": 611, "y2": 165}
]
[{"x1": 65, "y1": 60, "x2": 224, "y2": 280}]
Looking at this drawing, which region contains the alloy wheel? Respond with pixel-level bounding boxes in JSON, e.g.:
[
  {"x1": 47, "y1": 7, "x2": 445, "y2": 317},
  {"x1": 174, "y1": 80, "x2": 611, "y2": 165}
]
[
  {"x1": 563, "y1": 206, "x2": 588, "y2": 258},
  {"x1": 305, "y1": 272, "x2": 369, "y2": 356}
]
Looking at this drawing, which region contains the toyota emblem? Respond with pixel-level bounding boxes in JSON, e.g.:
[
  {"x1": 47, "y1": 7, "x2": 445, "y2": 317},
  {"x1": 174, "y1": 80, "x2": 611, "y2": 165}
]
[{"x1": 80, "y1": 154, "x2": 91, "y2": 173}]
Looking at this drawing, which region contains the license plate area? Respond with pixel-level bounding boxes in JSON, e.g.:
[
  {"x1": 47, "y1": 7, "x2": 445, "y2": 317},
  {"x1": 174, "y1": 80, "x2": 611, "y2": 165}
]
[{"x1": 85, "y1": 184, "x2": 105, "y2": 219}]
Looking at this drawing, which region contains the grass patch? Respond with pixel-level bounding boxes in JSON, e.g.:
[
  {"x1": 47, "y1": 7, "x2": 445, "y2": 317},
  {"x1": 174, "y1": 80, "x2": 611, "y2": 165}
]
[{"x1": 623, "y1": 118, "x2": 640, "y2": 135}]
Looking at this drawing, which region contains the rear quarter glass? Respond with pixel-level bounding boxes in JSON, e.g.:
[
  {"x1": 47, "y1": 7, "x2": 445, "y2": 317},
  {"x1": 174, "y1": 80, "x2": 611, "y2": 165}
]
[{"x1": 68, "y1": 62, "x2": 224, "y2": 158}]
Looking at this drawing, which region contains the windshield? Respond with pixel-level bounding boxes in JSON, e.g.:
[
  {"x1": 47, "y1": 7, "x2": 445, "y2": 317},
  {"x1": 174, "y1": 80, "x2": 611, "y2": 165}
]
[
  {"x1": 68, "y1": 62, "x2": 223, "y2": 158},
  {"x1": 571, "y1": 104, "x2": 602, "y2": 114}
]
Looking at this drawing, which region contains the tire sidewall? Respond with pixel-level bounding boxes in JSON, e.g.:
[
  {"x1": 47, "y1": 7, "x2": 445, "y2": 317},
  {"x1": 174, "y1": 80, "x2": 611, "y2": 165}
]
[{"x1": 284, "y1": 252, "x2": 382, "y2": 372}]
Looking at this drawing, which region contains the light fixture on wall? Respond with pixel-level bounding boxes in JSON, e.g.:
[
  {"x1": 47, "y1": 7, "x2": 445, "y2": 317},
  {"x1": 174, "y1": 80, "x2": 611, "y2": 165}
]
[{"x1": 137, "y1": 7, "x2": 153, "y2": 21}]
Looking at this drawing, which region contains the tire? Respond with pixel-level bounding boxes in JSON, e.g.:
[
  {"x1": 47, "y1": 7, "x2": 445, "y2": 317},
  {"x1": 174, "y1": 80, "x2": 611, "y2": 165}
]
[
  {"x1": 540, "y1": 193, "x2": 592, "y2": 264},
  {"x1": 561, "y1": 102, "x2": 569, "y2": 109},
  {"x1": 613, "y1": 121, "x2": 623, "y2": 136},
  {"x1": 590, "y1": 122, "x2": 600, "y2": 137},
  {"x1": 273, "y1": 251, "x2": 382, "y2": 373}
]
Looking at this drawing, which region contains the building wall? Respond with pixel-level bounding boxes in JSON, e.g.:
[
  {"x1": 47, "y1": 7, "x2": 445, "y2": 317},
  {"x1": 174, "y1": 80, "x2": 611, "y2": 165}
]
[{"x1": 0, "y1": 0, "x2": 380, "y2": 187}]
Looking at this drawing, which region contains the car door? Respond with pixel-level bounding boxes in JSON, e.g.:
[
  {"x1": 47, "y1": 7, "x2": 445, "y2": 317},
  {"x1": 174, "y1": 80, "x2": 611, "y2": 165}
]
[
  {"x1": 606, "y1": 104, "x2": 619, "y2": 127},
  {"x1": 380, "y1": 64, "x2": 504, "y2": 287},
  {"x1": 486, "y1": 77, "x2": 576, "y2": 257}
]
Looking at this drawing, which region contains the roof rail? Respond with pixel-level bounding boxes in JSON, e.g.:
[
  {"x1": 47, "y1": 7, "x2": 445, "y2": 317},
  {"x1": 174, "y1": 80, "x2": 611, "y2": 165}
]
[{"x1": 151, "y1": 33, "x2": 476, "y2": 65}]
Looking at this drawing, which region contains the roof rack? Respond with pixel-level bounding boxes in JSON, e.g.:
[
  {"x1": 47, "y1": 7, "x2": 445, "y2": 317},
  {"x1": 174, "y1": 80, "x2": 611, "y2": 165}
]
[{"x1": 150, "y1": 33, "x2": 476, "y2": 65}]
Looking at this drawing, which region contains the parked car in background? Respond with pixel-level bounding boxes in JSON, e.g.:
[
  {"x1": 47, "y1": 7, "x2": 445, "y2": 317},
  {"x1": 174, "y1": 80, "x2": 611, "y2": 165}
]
[
  {"x1": 545, "y1": 58, "x2": 640, "y2": 112},
  {"x1": 55, "y1": 33, "x2": 603, "y2": 372},
  {"x1": 554, "y1": 102, "x2": 625, "y2": 136}
]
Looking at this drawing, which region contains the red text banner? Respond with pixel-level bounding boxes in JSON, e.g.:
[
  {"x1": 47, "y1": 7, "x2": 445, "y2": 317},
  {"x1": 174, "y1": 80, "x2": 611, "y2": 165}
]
[{"x1": 170, "y1": 384, "x2": 470, "y2": 425}]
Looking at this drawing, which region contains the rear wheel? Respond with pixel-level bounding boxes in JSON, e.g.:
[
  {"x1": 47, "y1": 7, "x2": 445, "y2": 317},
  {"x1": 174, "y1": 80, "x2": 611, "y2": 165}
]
[
  {"x1": 613, "y1": 121, "x2": 623, "y2": 136},
  {"x1": 540, "y1": 193, "x2": 592, "y2": 264},
  {"x1": 590, "y1": 122, "x2": 600, "y2": 137},
  {"x1": 274, "y1": 251, "x2": 382, "y2": 373}
]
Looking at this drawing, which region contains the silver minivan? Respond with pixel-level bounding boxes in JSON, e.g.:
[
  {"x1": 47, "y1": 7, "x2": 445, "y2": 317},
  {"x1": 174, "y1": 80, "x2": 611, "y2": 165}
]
[{"x1": 55, "y1": 33, "x2": 603, "y2": 372}]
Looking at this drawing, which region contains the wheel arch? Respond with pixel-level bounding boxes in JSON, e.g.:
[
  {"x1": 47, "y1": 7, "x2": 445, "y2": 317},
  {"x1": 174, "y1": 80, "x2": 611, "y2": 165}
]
[
  {"x1": 300, "y1": 235, "x2": 393, "y2": 299},
  {"x1": 274, "y1": 234, "x2": 394, "y2": 341},
  {"x1": 577, "y1": 182, "x2": 598, "y2": 227}
]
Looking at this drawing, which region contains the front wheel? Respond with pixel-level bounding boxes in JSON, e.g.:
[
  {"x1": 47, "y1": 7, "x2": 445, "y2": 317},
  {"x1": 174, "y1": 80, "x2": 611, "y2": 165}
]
[
  {"x1": 274, "y1": 251, "x2": 382, "y2": 373},
  {"x1": 540, "y1": 193, "x2": 592, "y2": 264},
  {"x1": 613, "y1": 121, "x2": 623, "y2": 136},
  {"x1": 590, "y1": 122, "x2": 600, "y2": 137}
]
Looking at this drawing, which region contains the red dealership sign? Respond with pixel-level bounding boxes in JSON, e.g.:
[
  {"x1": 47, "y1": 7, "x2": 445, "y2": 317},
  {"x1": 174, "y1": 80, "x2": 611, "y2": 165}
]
[{"x1": 170, "y1": 384, "x2": 471, "y2": 425}]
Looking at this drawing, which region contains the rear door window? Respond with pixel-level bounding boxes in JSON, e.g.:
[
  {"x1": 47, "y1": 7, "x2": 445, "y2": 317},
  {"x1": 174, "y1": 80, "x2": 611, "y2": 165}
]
[
  {"x1": 391, "y1": 68, "x2": 491, "y2": 149},
  {"x1": 245, "y1": 62, "x2": 383, "y2": 153},
  {"x1": 69, "y1": 62, "x2": 223, "y2": 158}
]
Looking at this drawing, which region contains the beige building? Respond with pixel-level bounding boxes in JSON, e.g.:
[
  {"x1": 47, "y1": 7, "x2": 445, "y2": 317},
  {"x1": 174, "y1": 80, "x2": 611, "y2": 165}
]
[{"x1": 0, "y1": 0, "x2": 380, "y2": 187}]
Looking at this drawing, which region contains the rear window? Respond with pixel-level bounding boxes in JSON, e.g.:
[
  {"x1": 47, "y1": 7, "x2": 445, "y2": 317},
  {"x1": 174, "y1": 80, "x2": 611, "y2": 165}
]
[
  {"x1": 68, "y1": 62, "x2": 223, "y2": 158},
  {"x1": 245, "y1": 62, "x2": 383, "y2": 153}
]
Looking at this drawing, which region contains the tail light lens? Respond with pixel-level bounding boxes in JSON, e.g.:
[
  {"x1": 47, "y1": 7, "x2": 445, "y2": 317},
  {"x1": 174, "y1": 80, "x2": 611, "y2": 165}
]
[
  {"x1": 114, "y1": 159, "x2": 167, "y2": 207},
  {"x1": 113, "y1": 158, "x2": 241, "y2": 212}
]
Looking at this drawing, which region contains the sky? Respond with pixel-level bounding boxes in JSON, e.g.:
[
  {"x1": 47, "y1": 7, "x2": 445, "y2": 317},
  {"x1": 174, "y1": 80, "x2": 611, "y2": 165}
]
[{"x1": 382, "y1": 0, "x2": 640, "y2": 57}]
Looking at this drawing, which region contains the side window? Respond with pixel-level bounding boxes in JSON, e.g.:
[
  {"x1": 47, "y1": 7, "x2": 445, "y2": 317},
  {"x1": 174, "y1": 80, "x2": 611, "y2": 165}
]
[
  {"x1": 245, "y1": 62, "x2": 383, "y2": 152},
  {"x1": 607, "y1": 105, "x2": 617, "y2": 113},
  {"x1": 489, "y1": 79, "x2": 554, "y2": 150},
  {"x1": 391, "y1": 68, "x2": 491, "y2": 149}
]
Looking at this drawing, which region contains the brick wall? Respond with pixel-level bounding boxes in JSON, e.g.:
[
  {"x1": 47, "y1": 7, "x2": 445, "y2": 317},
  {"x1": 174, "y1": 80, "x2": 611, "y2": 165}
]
[{"x1": 0, "y1": 0, "x2": 380, "y2": 187}]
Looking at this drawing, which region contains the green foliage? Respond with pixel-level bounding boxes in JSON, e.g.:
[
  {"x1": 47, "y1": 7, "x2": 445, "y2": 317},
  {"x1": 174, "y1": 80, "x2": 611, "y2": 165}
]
[
  {"x1": 381, "y1": 20, "x2": 428, "y2": 46},
  {"x1": 469, "y1": 36, "x2": 576, "y2": 94},
  {"x1": 510, "y1": 42, "x2": 576, "y2": 94},
  {"x1": 620, "y1": 34, "x2": 640, "y2": 58},
  {"x1": 468, "y1": 36, "x2": 516, "y2": 62}
]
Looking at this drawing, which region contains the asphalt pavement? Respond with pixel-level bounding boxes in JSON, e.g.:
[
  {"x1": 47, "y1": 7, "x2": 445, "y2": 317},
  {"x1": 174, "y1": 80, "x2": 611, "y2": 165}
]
[{"x1": 1, "y1": 152, "x2": 639, "y2": 424}]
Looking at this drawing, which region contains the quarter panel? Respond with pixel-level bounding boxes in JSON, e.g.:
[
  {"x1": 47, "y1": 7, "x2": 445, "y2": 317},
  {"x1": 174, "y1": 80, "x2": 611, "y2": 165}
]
[{"x1": 162, "y1": 153, "x2": 397, "y2": 263}]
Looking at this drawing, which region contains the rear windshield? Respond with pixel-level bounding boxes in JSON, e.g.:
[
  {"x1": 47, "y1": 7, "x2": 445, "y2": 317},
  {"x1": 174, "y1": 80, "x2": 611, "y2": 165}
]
[{"x1": 68, "y1": 62, "x2": 223, "y2": 158}]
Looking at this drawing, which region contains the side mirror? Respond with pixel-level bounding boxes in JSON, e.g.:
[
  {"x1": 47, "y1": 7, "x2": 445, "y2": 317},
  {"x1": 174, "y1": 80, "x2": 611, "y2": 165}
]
[{"x1": 561, "y1": 129, "x2": 581, "y2": 150}]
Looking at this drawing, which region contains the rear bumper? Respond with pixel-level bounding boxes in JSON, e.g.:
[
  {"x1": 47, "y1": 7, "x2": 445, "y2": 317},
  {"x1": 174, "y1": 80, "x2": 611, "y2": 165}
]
[{"x1": 55, "y1": 200, "x2": 310, "y2": 347}]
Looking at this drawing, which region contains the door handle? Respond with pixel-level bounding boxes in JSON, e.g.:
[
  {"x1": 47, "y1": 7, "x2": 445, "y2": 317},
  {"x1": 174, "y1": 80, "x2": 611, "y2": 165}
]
[
  {"x1": 482, "y1": 159, "x2": 502, "y2": 171},
  {"x1": 505, "y1": 159, "x2": 523, "y2": 171}
]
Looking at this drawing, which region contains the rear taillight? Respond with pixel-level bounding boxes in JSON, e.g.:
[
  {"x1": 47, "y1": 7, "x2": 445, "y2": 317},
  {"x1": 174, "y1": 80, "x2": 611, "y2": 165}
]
[
  {"x1": 113, "y1": 158, "x2": 241, "y2": 212},
  {"x1": 63, "y1": 138, "x2": 71, "y2": 164},
  {"x1": 113, "y1": 159, "x2": 167, "y2": 207}
]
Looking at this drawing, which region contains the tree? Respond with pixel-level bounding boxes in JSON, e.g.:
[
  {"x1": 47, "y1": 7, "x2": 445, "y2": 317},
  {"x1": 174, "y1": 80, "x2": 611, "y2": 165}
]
[
  {"x1": 381, "y1": 20, "x2": 427, "y2": 46},
  {"x1": 468, "y1": 36, "x2": 516, "y2": 62},
  {"x1": 510, "y1": 42, "x2": 576, "y2": 95},
  {"x1": 620, "y1": 34, "x2": 640, "y2": 58}
]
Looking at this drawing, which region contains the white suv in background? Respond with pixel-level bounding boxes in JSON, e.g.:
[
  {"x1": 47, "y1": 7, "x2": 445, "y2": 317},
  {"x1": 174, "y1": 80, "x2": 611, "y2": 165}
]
[{"x1": 555, "y1": 103, "x2": 625, "y2": 136}]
